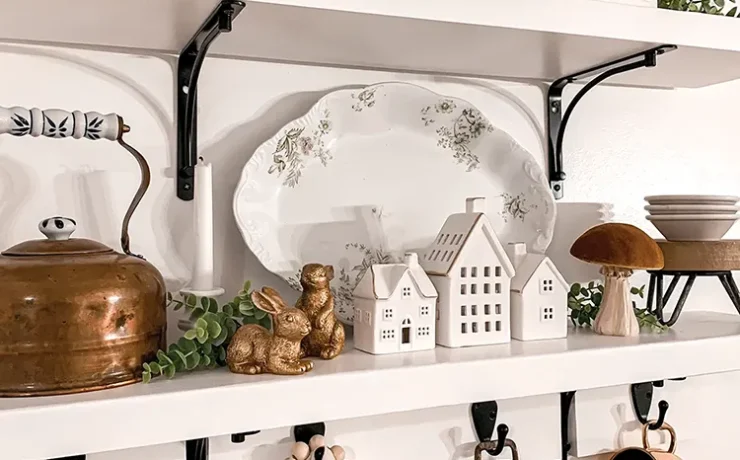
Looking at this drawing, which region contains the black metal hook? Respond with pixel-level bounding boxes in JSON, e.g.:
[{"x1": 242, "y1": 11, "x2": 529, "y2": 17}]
[
  {"x1": 294, "y1": 421, "x2": 326, "y2": 445},
  {"x1": 471, "y1": 401, "x2": 510, "y2": 456},
  {"x1": 631, "y1": 382, "x2": 672, "y2": 430}
]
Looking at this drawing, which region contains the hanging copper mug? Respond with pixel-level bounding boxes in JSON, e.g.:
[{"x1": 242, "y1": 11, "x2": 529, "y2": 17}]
[{"x1": 0, "y1": 106, "x2": 166, "y2": 396}]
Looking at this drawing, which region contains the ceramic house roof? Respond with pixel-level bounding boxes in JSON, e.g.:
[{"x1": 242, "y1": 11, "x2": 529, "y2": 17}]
[
  {"x1": 510, "y1": 254, "x2": 569, "y2": 293},
  {"x1": 420, "y1": 213, "x2": 515, "y2": 278},
  {"x1": 353, "y1": 262, "x2": 437, "y2": 300}
]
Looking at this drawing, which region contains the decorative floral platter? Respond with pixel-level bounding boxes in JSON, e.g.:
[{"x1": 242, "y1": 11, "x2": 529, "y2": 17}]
[{"x1": 234, "y1": 82, "x2": 556, "y2": 324}]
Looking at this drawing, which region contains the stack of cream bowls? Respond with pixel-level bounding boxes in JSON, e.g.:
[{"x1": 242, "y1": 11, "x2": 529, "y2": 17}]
[{"x1": 645, "y1": 195, "x2": 740, "y2": 241}]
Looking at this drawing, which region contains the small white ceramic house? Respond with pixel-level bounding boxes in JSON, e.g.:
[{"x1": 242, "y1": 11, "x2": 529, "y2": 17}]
[
  {"x1": 353, "y1": 253, "x2": 438, "y2": 355},
  {"x1": 506, "y1": 243, "x2": 569, "y2": 341},
  {"x1": 420, "y1": 197, "x2": 515, "y2": 348}
]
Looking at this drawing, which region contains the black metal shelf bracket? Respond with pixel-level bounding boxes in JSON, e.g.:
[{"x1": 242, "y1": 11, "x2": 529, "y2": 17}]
[
  {"x1": 294, "y1": 422, "x2": 326, "y2": 445},
  {"x1": 186, "y1": 438, "x2": 209, "y2": 460},
  {"x1": 560, "y1": 391, "x2": 576, "y2": 460},
  {"x1": 547, "y1": 44, "x2": 677, "y2": 199},
  {"x1": 177, "y1": 0, "x2": 246, "y2": 200}
]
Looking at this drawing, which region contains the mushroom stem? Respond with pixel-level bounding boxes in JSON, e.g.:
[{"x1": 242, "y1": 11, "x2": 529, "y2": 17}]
[{"x1": 593, "y1": 266, "x2": 639, "y2": 337}]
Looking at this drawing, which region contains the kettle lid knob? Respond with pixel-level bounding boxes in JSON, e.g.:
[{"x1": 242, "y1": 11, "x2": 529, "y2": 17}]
[{"x1": 39, "y1": 217, "x2": 77, "y2": 241}]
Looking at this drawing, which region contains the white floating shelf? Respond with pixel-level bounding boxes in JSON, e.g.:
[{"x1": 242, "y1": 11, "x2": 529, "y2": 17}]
[
  {"x1": 3, "y1": 312, "x2": 740, "y2": 460},
  {"x1": 2, "y1": 1, "x2": 740, "y2": 88}
]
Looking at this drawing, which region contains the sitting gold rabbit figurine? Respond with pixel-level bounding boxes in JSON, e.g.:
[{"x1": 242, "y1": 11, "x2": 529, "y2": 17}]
[
  {"x1": 226, "y1": 287, "x2": 314, "y2": 375},
  {"x1": 295, "y1": 264, "x2": 345, "y2": 360}
]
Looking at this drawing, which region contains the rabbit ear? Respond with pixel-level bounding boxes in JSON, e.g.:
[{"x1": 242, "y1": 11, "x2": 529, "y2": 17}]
[
  {"x1": 251, "y1": 290, "x2": 281, "y2": 316},
  {"x1": 261, "y1": 286, "x2": 289, "y2": 310}
]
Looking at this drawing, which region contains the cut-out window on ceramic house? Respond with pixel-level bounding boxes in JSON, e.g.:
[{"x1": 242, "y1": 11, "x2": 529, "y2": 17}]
[
  {"x1": 484, "y1": 304, "x2": 491, "y2": 315},
  {"x1": 381, "y1": 329, "x2": 395, "y2": 341},
  {"x1": 484, "y1": 283, "x2": 490, "y2": 294},
  {"x1": 495, "y1": 283, "x2": 501, "y2": 294},
  {"x1": 485, "y1": 321, "x2": 491, "y2": 332},
  {"x1": 461, "y1": 323, "x2": 467, "y2": 334},
  {"x1": 461, "y1": 267, "x2": 467, "y2": 278},
  {"x1": 541, "y1": 306, "x2": 554, "y2": 321},
  {"x1": 495, "y1": 266, "x2": 502, "y2": 277},
  {"x1": 471, "y1": 305, "x2": 477, "y2": 316},
  {"x1": 540, "y1": 279, "x2": 554, "y2": 293},
  {"x1": 471, "y1": 267, "x2": 478, "y2": 278},
  {"x1": 484, "y1": 266, "x2": 491, "y2": 277},
  {"x1": 461, "y1": 284, "x2": 467, "y2": 295},
  {"x1": 461, "y1": 305, "x2": 467, "y2": 316},
  {"x1": 472, "y1": 322, "x2": 479, "y2": 333},
  {"x1": 495, "y1": 321, "x2": 502, "y2": 332},
  {"x1": 383, "y1": 308, "x2": 393, "y2": 321},
  {"x1": 495, "y1": 304, "x2": 502, "y2": 315},
  {"x1": 470, "y1": 284, "x2": 477, "y2": 295},
  {"x1": 420, "y1": 305, "x2": 430, "y2": 316},
  {"x1": 402, "y1": 287, "x2": 411, "y2": 297}
]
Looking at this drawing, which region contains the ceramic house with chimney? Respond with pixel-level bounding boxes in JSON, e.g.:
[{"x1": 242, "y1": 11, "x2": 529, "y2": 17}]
[
  {"x1": 420, "y1": 197, "x2": 515, "y2": 348},
  {"x1": 353, "y1": 253, "x2": 438, "y2": 355},
  {"x1": 506, "y1": 243, "x2": 569, "y2": 341}
]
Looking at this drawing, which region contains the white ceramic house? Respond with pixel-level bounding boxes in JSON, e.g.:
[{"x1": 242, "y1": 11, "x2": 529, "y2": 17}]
[
  {"x1": 353, "y1": 253, "x2": 438, "y2": 355},
  {"x1": 420, "y1": 197, "x2": 515, "y2": 348},
  {"x1": 506, "y1": 243, "x2": 569, "y2": 341}
]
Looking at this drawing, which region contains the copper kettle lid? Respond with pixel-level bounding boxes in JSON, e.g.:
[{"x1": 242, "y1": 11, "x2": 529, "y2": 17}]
[{"x1": 2, "y1": 217, "x2": 113, "y2": 256}]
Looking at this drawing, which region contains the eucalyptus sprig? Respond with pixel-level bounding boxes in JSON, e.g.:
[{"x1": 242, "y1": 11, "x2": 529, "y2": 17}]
[
  {"x1": 568, "y1": 281, "x2": 668, "y2": 333},
  {"x1": 660, "y1": 0, "x2": 739, "y2": 17},
  {"x1": 142, "y1": 280, "x2": 272, "y2": 383}
]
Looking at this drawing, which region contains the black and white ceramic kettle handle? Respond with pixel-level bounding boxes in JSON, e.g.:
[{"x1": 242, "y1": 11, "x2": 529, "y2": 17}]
[
  {"x1": 0, "y1": 106, "x2": 122, "y2": 140},
  {"x1": 0, "y1": 106, "x2": 149, "y2": 258}
]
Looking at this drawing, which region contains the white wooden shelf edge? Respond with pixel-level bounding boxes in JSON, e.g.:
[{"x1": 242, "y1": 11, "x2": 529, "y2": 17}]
[
  {"x1": 2, "y1": 0, "x2": 740, "y2": 87},
  {"x1": 2, "y1": 312, "x2": 740, "y2": 460}
]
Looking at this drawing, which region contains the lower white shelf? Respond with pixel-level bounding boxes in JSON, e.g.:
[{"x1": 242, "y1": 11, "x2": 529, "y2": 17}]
[{"x1": 3, "y1": 311, "x2": 740, "y2": 459}]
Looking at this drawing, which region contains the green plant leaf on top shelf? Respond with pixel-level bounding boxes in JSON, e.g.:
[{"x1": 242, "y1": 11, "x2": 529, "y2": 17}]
[{"x1": 568, "y1": 281, "x2": 667, "y2": 333}]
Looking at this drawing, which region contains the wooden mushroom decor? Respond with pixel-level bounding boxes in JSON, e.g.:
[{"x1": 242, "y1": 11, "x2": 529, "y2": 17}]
[{"x1": 570, "y1": 223, "x2": 664, "y2": 337}]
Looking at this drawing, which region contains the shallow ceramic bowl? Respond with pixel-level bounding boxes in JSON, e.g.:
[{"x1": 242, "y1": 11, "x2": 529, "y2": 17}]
[
  {"x1": 645, "y1": 204, "x2": 740, "y2": 215},
  {"x1": 646, "y1": 214, "x2": 739, "y2": 241},
  {"x1": 645, "y1": 194, "x2": 740, "y2": 206}
]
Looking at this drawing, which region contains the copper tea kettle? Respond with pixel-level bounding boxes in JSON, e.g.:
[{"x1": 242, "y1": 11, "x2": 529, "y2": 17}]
[{"x1": 0, "y1": 107, "x2": 166, "y2": 396}]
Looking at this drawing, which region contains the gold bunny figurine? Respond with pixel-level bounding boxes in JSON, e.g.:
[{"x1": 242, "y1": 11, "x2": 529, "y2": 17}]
[
  {"x1": 226, "y1": 287, "x2": 314, "y2": 375},
  {"x1": 296, "y1": 264, "x2": 345, "y2": 360}
]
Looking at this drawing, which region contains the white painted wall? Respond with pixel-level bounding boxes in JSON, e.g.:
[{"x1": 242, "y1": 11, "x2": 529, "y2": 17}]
[{"x1": 2, "y1": 42, "x2": 740, "y2": 459}]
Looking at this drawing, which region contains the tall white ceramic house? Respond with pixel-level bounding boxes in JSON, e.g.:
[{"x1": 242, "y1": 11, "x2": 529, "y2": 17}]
[
  {"x1": 353, "y1": 253, "x2": 438, "y2": 355},
  {"x1": 506, "y1": 243, "x2": 569, "y2": 341},
  {"x1": 420, "y1": 197, "x2": 515, "y2": 348}
]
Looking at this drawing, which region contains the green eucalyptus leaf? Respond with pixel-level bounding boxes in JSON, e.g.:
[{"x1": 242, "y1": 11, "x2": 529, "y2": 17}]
[
  {"x1": 592, "y1": 292, "x2": 603, "y2": 306},
  {"x1": 196, "y1": 330, "x2": 209, "y2": 344},
  {"x1": 243, "y1": 280, "x2": 252, "y2": 292},
  {"x1": 185, "y1": 353, "x2": 201, "y2": 370},
  {"x1": 178, "y1": 337, "x2": 197, "y2": 353},
  {"x1": 202, "y1": 354, "x2": 212, "y2": 367},
  {"x1": 213, "y1": 327, "x2": 229, "y2": 346},
  {"x1": 597, "y1": 284, "x2": 604, "y2": 292},
  {"x1": 167, "y1": 292, "x2": 173, "y2": 301},
  {"x1": 208, "y1": 298, "x2": 218, "y2": 313},
  {"x1": 157, "y1": 350, "x2": 173, "y2": 366},
  {"x1": 189, "y1": 309, "x2": 205, "y2": 321},
  {"x1": 259, "y1": 316, "x2": 272, "y2": 330},
  {"x1": 580, "y1": 287, "x2": 589, "y2": 296},
  {"x1": 149, "y1": 362, "x2": 162, "y2": 374},
  {"x1": 570, "y1": 283, "x2": 581, "y2": 296},
  {"x1": 201, "y1": 312, "x2": 220, "y2": 324},
  {"x1": 164, "y1": 364, "x2": 176, "y2": 379},
  {"x1": 142, "y1": 370, "x2": 152, "y2": 383},
  {"x1": 254, "y1": 308, "x2": 267, "y2": 320},
  {"x1": 173, "y1": 349, "x2": 188, "y2": 366},
  {"x1": 207, "y1": 320, "x2": 223, "y2": 339},
  {"x1": 226, "y1": 318, "x2": 239, "y2": 336},
  {"x1": 241, "y1": 305, "x2": 255, "y2": 316},
  {"x1": 186, "y1": 294, "x2": 197, "y2": 307},
  {"x1": 202, "y1": 342, "x2": 213, "y2": 355},
  {"x1": 143, "y1": 362, "x2": 151, "y2": 372},
  {"x1": 588, "y1": 281, "x2": 594, "y2": 289},
  {"x1": 195, "y1": 318, "x2": 209, "y2": 330},
  {"x1": 184, "y1": 329, "x2": 198, "y2": 340},
  {"x1": 717, "y1": 0, "x2": 725, "y2": 8},
  {"x1": 630, "y1": 287, "x2": 640, "y2": 294},
  {"x1": 728, "y1": 5, "x2": 738, "y2": 14},
  {"x1": 218, "y1": 346, "x2": 227, "y2": 362},
  {"x1": 223, "y1": 303, "x2": 235, "y2": 316},
  {"x1": 196, "y1": 327, "x2": 207, "y2": 339},
  {"x1": 172, "y1": 301, "x2": 184, "y2": 311}
]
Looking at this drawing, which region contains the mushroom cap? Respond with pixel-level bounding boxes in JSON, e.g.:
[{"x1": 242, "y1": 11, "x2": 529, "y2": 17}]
[{"x1": 570, "y1": 223, "x2": 664, "y2": 270}]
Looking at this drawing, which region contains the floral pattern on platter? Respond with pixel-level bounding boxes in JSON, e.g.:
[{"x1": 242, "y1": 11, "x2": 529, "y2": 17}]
[
  {"x1": 499, "y1": 192, "x2": 538, "y2": 223},
  {"x1": 420, "y1": 99, "x2": 456, "y2": 126},
  {"x1": 286, "y1": 243, "x2": 396, "y2": 322},
  {"x1": 421, "y1": 102, "x2": 494, "y2": 172},
  {"x1": 351, "y1": 87, "x2": 379, "y2": 112},
  {"x1": 268, "y1": 109, "x2": 332, "y2": 187}
]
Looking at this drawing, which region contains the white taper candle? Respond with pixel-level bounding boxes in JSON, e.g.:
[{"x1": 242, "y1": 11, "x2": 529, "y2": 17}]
[{"x1": 181, "y1": 157, "x2": 224, "y2": 298}]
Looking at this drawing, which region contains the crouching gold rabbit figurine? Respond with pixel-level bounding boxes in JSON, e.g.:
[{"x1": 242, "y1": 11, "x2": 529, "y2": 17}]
[
  {"x1": 226, "y1": 287, "x2": 314, "y2": 375},
  {"x1": 296, "y1": 264, "x2": 345, "y2": 360}
]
